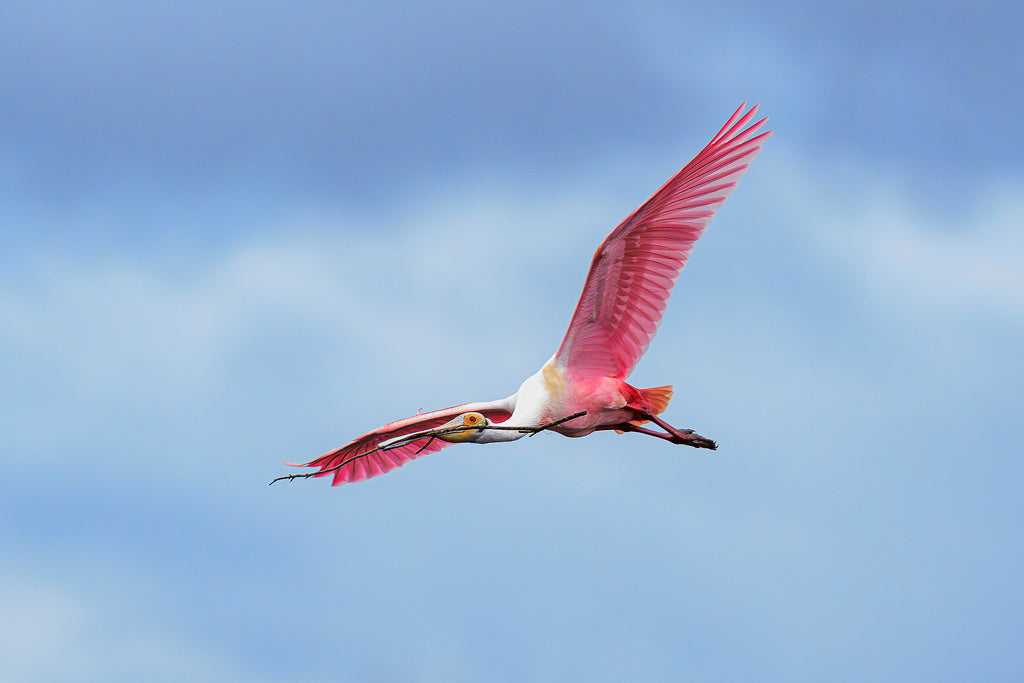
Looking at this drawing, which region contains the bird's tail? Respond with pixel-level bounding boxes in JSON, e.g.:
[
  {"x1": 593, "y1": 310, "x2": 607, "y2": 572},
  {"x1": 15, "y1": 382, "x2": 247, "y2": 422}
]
[
  {"x1": 638, "y1": 385, "x2": 673, "y2": 417},
  {"x1": 616, "y1": 385, "x2": 674, "y2": 432}
]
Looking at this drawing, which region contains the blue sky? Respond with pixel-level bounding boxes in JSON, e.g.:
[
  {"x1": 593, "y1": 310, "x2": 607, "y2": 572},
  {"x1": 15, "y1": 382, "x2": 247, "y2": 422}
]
[{"x1": 2, "y1": 1, "x2": 1022, "y2": 681}]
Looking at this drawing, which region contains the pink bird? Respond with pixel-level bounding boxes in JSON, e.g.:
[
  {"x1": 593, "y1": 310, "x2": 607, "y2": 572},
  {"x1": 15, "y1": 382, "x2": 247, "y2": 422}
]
[{"x1": 285, "y1": 103, "x2": 770, "y2": 486}]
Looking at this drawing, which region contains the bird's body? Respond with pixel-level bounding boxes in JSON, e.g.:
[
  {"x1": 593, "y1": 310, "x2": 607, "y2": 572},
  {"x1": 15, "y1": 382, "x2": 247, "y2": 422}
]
[
  {"x1": 286, "y1": 103, "x2": 770, "y2": 486},
  {"x1": 491, "y1": 360, "x2": 670, "y2": 439}
]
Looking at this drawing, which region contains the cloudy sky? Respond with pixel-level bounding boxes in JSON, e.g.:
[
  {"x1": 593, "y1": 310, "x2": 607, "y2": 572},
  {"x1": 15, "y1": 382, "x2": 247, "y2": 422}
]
[{"x1": 2, "y1": 1, "x2": 1022, "y2": 681}]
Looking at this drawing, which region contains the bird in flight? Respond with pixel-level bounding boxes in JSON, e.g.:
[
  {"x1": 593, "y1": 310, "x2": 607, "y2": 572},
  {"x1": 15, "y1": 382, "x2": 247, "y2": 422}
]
[{"x1": 279, "y1": 103, "x2": 770, "y2": 486}]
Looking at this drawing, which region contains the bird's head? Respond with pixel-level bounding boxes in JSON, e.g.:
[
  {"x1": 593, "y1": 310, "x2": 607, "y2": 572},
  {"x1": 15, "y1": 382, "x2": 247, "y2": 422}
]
[{"x1": 436, "y1": 412, "x2": 490, "y2": 443}]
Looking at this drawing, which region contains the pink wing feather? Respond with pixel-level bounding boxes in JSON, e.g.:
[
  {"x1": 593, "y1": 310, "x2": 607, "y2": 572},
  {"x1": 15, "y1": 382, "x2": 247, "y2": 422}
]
[
  {"x1": 554, "y1": 103, "x2": 771, "y2": 380},
  {"x1": 291, "y1": 400, "x2": 513, "y2": 485}
]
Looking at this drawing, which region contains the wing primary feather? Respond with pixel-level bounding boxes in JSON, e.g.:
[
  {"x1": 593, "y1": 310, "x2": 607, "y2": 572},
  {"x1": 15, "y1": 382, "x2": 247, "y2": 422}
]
[{"x1": 709, "y1": 102, "x2": 749, "y2": 145}]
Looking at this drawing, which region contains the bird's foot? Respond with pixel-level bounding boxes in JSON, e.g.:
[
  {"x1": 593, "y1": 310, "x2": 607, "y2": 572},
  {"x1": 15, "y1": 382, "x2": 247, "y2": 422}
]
[
  {"x1": 666, "y1": 428, "x2": 717, "y2": 450},
  {"x1": 639, "y1": 409, "x2": 718, "y2": 450}
]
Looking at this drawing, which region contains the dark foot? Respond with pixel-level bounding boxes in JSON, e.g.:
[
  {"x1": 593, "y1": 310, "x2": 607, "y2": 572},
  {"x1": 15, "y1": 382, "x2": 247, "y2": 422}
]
[
  {"x1": 669, "y1": 429, "x2": 717, "y2": 450},
  {"x1": 631, "y1": 407, "x2": 718, "y2": 450}
]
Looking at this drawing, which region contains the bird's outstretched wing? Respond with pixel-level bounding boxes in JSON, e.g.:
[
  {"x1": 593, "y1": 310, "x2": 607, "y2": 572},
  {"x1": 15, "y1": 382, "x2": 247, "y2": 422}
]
[
  {"x1": 554, "y1": 103, "x2": 771, "y2": 380},
  {"x1": 289, "y1": 400, "x2": 513, "y2": 485}
]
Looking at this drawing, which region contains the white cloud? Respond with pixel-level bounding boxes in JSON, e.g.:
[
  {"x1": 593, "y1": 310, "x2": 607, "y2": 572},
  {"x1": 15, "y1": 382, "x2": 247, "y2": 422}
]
[
  {"x1": 0, "y1": 180, "x2": 622, "y2": 405},
  {"x1": 0, "y1": 560, "x2": 269, "y2": 683},
  {"x1": 763, "y1": 151, "x2": 1024, "y2": 331}
]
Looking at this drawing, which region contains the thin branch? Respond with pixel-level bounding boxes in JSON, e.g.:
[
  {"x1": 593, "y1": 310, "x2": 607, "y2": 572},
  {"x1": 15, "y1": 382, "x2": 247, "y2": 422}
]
[
  {"x1": 413, "y1": 435, "x2": 437, "y2": 456},
  {"x1": 269, "y1": 410, "x2": 587, "y2": 486}
]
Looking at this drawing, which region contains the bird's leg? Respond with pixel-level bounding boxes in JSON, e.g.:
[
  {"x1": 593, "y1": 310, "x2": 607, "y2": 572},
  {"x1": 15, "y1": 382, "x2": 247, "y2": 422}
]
[
  {"x1": 618, "y1": 406, "x2": 718, "y2": 450},
  {"x1": 600, "y1": 422, "x2": 680, "y2": 441}
]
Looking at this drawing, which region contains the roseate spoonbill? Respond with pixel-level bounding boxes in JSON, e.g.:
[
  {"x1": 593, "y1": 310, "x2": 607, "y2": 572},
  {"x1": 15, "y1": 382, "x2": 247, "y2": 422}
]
[{"x1": 280, "y1": 103, "x2": 770, "y2": 486}]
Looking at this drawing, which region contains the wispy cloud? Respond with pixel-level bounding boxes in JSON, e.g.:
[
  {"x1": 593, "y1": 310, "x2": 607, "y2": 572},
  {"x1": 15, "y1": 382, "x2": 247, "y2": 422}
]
[{"x1": 768, "y1": 156, "x2": 1024, "y2": 330}]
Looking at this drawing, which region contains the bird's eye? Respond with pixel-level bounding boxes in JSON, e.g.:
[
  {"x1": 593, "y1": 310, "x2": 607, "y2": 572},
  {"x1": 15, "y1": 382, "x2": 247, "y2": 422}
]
[{"x1": 465, "y1": 414, "x2": 480, "y2": 425}]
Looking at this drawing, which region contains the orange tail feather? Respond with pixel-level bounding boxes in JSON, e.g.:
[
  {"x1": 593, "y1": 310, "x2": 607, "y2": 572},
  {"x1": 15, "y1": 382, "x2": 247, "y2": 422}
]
[
  {"x1": 615, "y1": 385, "x2": 674, "y2": 433},
  {"x1": 639, "y1": 385, "x2": 673, "y2": 416}
]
